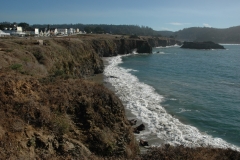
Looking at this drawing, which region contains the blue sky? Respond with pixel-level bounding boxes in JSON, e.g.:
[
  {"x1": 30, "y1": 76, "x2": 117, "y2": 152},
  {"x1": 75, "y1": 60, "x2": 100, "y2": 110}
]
[{"x1": 0, "y1": 0, "x2": 240, "y2": 31}]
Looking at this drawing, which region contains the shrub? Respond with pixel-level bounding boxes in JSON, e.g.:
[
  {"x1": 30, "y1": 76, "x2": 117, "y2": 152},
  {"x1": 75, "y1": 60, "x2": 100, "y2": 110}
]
[
  {"x1": 129, "y1": 34, "x2": 140, "y2": 39},
  {"x1": 51, "y1": 115, "x2": 70, "y2": 135},
  {"x1": 33, "y1": 51, "x2": 45, "y2": 64},
  {"x1": 10, "y1": 63, "x2": 22, "y2": 71}
]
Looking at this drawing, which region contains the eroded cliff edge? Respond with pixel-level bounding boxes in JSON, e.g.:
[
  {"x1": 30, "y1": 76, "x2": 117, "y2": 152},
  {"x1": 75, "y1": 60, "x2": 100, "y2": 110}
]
[{"x1": 0, "y1": 34, "x2": 179, "y2": 159}]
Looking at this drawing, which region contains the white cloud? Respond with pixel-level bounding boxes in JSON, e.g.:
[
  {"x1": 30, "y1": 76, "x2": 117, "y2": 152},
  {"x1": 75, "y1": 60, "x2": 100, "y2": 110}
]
[
  {"x1": 203, "y1": 23, "x2": 211, "y2": 27},
  {"x1": 168, "y1": 22, "x2": 191, "y2": 26},
  {"x1": 169, "y1": 22, "x2": 183, "y2": 26},
  {"x1": 161, "y1": 27, "x2": 172, "y2": 31}
]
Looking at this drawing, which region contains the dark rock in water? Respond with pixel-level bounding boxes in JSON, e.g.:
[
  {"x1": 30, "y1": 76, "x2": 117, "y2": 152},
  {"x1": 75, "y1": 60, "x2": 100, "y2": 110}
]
[
  {"x1": 136, "y1": 123, "x2": 145, "y2": 131},
  {"x1": 139, "y1": 139, "x2": 149, "y2": 146},
  {"x1": 181, "y1": 41, "x2": 225, "y2": 49},
  {"x1": 108, "y1": 76, "x2": 118, "y2": 79},
  {"x1": 133, "y1": 128, "x2": 140, "y2": 134},
  {"x1": 128, "y1": 119, "x2": 137, "y2": 126}
]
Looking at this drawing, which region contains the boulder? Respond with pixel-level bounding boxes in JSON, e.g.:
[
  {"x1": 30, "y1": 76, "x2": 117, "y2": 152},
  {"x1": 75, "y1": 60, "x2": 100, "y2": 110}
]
[
  {"x1": 139, "y1": 139, "x2": 149, "y2": 147},
  {"x1": 136, "y1": 124, "x2": 145, "y2": 131},
  {"x1": 133, "y1": 128, "x2": 140, "y2": 134}
]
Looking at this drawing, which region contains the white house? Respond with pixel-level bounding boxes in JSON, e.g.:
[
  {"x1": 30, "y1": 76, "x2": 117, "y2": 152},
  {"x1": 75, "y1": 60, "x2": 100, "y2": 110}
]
[
  {"x1": 35, "y1": 28, "x2": 39, "y2": 36},
  {"x1": 68, "y1": 28, "x2": 74, "y2": 35},
  {"x1": 0, "y1": 30, "x2": 10, "y2": 37},
  {"x1": 57, "y1": 28, "x2": 67, "y2": 35},
  {"x1": 17, "y1": 26, "x2": 23, "y2": 32},
  {"x1": 34, "y1": 28, "x2": 39, "y2": 35}
]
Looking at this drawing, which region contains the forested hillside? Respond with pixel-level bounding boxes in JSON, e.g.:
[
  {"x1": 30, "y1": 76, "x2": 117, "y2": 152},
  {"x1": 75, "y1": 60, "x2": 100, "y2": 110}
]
[{"x1": 174, "y1": 26, "x2": 240, "y2": 43}]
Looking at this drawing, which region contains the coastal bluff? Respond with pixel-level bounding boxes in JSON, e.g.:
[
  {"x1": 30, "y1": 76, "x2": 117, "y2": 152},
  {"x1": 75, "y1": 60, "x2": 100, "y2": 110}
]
[
  {"x1": 181, "y1": 41, "x2": 225, "y2": 49},
  {"x1": 0, "y1": 34, "x2": 178, "y2": 159},
  {"x1": 0, "y1": 34, "x2": 239, "y2": 159}
]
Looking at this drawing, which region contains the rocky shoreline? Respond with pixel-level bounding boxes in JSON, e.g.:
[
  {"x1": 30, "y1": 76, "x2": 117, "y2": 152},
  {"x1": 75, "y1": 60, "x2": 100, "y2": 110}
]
[
  {"x1": 1, "y1": 35, "x2": 239, "y2": 159},
  {"x1": 0, "y1": 34, "x2": 179, "y2": 159},
  {"x1": 100, "y1": 57, "x2": 165, "y2": 152}
]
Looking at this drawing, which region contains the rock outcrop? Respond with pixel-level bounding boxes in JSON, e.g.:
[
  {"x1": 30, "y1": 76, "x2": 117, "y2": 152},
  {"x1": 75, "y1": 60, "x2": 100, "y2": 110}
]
[
  {"x1": 0, "y1": 34, "x2": 179, "y2": 159},
  {"x1": 143, "y1": 37, "x2": 182, "y2": 47},
  {"x1": 0, "y1": 35, "x2": 146, "y2": 159},
  {"x1": 180, "y1": 41, "x2": 225, "y2": 49}
]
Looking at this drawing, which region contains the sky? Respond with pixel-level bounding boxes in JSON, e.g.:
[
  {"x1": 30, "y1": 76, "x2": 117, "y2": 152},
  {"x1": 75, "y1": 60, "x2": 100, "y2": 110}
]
[{"x1": 0, "y1": 0, "x2": 240, "y2": 31}]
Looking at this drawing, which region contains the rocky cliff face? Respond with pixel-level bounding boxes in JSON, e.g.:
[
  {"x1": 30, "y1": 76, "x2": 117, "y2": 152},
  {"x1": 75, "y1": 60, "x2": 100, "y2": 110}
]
[
  {"x1": 0, "y1": 35, "x2": 153, "y2": 78},
  {"x1": 0, "y1": 35, "x2": 178, "y2": 159},
  {"x1": 91, "y1": 38, "x2": 152, "y2": 57},
  {"x1": 0, "y1": 71, "x2": 139, "y2": 159},
  {"x1": 143, "y1": 37, "x2": 182, "y2": 47},
  {"x1": 0, "y1": 35, "x2": 151, "y2": 159}
]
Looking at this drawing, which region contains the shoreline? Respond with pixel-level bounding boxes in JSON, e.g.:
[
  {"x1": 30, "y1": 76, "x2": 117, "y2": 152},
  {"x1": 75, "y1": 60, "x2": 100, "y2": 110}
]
[
  {"x1": 94, "y1": 57, "x2": 165, "y2": 152},
  {"x1": 96, "y1": 54, "x2": 240, "y2": 152}
]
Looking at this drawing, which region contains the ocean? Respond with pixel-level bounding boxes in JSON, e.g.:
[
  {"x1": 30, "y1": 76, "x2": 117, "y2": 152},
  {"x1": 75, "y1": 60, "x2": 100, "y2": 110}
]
[{"x1": 103, "y1": 44, "x2": 240, "y2": 151}]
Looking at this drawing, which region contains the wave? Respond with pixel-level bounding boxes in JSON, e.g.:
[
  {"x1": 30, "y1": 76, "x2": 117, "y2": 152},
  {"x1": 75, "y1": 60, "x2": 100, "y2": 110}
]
[
  {"x1": 153, "y1": 51, "x2": 166, "y2": 54},
  {"x1": 103, "y1": 54, "x2": 240, "y2": 151},
  {"x1": 177, "y1": 108, "x2": 191, "y2": 113},
  {"x1": 220, "y1": 44, "x2": 240, "y2": 45},
  {"x1": 155, "y1": 44, "x2": 181, "y2": 49}
]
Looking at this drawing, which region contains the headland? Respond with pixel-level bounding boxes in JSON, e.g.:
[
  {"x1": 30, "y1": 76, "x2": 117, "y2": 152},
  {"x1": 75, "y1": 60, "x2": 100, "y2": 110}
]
[{"x1": 0, "y1": 34, "x2": 239, "y2": 159}]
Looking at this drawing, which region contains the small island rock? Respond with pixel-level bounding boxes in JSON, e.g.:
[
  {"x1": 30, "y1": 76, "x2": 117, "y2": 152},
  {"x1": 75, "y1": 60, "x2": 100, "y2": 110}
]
[{"x1": 181, "y1": 41, "x2": 225, "y2": 49}]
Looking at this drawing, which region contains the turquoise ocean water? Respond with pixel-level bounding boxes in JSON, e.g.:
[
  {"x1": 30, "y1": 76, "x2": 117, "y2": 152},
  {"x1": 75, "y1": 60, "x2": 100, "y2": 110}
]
[{"x1": 104, "y1": 45, "x2": 240, "y2": 150}]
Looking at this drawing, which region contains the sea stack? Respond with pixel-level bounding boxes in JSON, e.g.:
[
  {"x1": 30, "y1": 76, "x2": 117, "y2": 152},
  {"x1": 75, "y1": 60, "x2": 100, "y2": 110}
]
[{"x1": 180, "y1": 41, "x2": 225, "y2": 49}]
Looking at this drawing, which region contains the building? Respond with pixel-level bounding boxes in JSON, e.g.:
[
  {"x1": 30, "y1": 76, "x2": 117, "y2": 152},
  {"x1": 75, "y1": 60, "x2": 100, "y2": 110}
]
[
  {"x1": 50, "y1": 28, "x2": 58, "y2": 36},
  {"x1": 68, "y1": 28, "x2": 74, "y2": 35},
  {"x1": 16, "y1": 26, "x2": 22, "y2": 32},
  {"x1": 4, "y1": 27, "x2": 25, "y2": 36},
  {"x1": 57, "y1": 28, "x2": 67, "y2": 35},
  {"x1": 0, "y1": 30, "x2": 10, "y2": 37},
  {"x1": 35, "y1": 28, "x2": 39, "y2": 36}
]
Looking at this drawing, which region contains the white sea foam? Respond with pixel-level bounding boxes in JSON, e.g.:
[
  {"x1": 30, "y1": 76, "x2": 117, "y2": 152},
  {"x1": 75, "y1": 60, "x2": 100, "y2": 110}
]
[
  {"x1": 177, "y1": 108, "x2": 191, "y2": 113},
  {"x1": 154, "y1": 51, "x2": 166, "y2": 54},
  {"x1": 156, "y1": 44, "x2": 180, "y2": 49},
  {"x1": 103, "y1": 54, "x2": 240, "y2": 151},
  {"x1": 220, "y1": 44, "x2": 240, "y2": 45}
]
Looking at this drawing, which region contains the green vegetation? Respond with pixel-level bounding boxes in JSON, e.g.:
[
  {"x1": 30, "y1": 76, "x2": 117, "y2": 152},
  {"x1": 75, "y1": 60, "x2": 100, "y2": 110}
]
[
  {"x1": 10, "y1": 63, "x2": 22, "y2": 71},
  {"x1": 175, "y1": 26, "x2": 240, "y2": 43}
]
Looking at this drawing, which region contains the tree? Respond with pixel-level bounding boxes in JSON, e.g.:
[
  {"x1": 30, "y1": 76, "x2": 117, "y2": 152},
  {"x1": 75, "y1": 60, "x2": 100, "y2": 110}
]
[
  {"x1": 84, "y1": 26, "x2": 92, "y2": 33},
  {"x1": 94, "y1": 27, "x2": 104, "y2": 34},
  {"x1": 18, "y1": 22, "x2": 32, "y2": 31}
]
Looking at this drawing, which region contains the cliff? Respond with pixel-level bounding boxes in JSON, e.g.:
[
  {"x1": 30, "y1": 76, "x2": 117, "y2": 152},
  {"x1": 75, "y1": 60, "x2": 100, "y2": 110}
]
[
  {"x1": 0, "y1": 34, "x2": 153, "y2": 78},
  {"x1": 143, "y1": 37, "x2": 182, "y2": 47},
  {"x1": 0, "y1": 34, "x2": 154, "y2": 159},
  {"x1": 0, "y1": 72, "x2": 138, "y2": 159},
  {"x1": 180, "y1": 41, "x2": 225, "y2": 49},
  {"x1": 0, "y1": 35, "x2": 239, "y2": 159}
]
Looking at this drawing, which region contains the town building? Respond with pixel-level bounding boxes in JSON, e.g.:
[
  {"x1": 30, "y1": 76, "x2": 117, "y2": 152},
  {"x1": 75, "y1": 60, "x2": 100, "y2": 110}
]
[{"x1": 0, "y1": 30, "x2": 10, "y2": 37}]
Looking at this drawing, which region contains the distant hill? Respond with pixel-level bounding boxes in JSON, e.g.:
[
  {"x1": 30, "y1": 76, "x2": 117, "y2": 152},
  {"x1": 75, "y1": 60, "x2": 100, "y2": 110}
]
[
  {"x1": 2, "y1": 22, "x2": 240, "y2": 43},
  {"x1": 173, "y1": 26, "x2": 240, "y2": 44}
]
